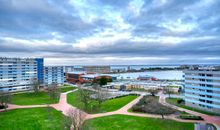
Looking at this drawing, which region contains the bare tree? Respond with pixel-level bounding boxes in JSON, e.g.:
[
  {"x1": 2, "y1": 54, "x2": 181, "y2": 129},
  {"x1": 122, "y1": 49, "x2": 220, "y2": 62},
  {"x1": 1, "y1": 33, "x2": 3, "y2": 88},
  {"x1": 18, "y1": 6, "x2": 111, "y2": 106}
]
[
  {"x1": 164, "y1": 86, "x2": 171, "y2": 98},
  {"x1": 97, "y1": 88, "x2": 109, "y2": 108},
  {"x1": 31, "y1": 78, "x2": 40, "y2": 93},
  {"x1": 148, "y1": 88, "x2": 158, "y2": 96},
  {"x1": 78, "y1": 85, "x2": 91, "y2": 111},
  {"x1": 65, "y1": 108, "x2": 86, "y2": 130},
  {"x1": 47, "y1": 83, "x2": 60, "y2": 102},
  {"x1": 0, "y1": 91, "x2": 11, "y2": 110},
  {"x1": 158, "y1": 107, "x2": 167, "y2": 119}
]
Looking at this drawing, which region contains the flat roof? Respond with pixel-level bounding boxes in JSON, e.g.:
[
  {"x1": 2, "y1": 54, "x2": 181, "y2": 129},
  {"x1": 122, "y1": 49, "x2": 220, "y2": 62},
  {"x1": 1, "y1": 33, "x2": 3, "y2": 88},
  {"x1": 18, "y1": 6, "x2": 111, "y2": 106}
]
[
  {"x1": 67, "y1": 71, "x2": 86, "y2": 74},
  {"x1": 81, "y1": 74, "x2": 116, "y2": 78}
]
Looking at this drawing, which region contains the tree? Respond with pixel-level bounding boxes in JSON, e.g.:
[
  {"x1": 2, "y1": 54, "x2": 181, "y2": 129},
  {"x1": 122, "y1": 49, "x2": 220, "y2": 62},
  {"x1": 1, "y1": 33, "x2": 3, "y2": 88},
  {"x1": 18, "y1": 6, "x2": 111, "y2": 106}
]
[
  {"x1": 99, "y1": 77, "x2": 108, "y2": 86},
  {"x1": 148, "y1": 88, "x2": 158, "y2": 96},
  {"x1": 158, "y1": 107, "x2": 167, "y2": 119},
  {"x1": 31, "y1": 78, "x2": 40, "y2": 93},
  {"x1": 94, "y1": 76, "x2": 112, "y2": 87},
  {"x1": 65, "y1": 108, "x2": 86, "y2": 130},
  {"x1": 78, "y1": 86, "x2": 91, "y2": 111},
  {"x1": 178, "y1": 87, "x2": 182, "y2": 93},
  {"x1": 164, "y1": 86, "x2": 171, "y2": 98},
  {"x1": 0, "y1": 91, "x2": 11, "y2": 110},
  {"x1": 96, "y1": 86, "x2": 108, "y2": 107},
  {"x1": 47, "y1": 83, "x2": 60, "y2": 102}
]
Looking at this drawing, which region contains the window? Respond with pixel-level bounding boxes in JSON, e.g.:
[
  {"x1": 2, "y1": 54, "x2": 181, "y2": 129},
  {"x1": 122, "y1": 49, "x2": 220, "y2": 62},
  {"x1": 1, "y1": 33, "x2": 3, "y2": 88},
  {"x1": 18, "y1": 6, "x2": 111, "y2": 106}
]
[
  {"x1": 207, "y1": 95, "x2": 212, "y2": 98},
  {"x1": 206, "y1": 74, "x2": 213, "y2": 77},
  {"x1": 206, "y1": 79, "x2": 212, "y2": 82},
  {"x1": 207, "y1": 106, "x2": 212, "y2": 109},
  {"x1": 207, "y1": 90, "x2": 213, "y2": 93},
  {"x1": 199, "y1": 99, "x2": 205, "y2": 102},
  {"x1": 199, "y1": 79, "x2": 205, "y2": 81},
  {"x1": 207, "y1": 100, "x2": 213, "y2": 104},
  {"x1": 207, "y1": 85, "x2": 213, "y2": 88},
  {"x1": 199, "y1": 74, "x2": 205, "y2": 76}
]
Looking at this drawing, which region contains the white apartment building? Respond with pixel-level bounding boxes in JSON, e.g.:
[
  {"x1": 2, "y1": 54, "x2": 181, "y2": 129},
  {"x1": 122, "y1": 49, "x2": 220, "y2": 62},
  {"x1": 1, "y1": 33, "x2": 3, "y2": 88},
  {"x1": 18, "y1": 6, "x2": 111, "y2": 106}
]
[
  {"x1": 0, "y1": 57, "x2": 43, "y2": 92},
  {"x1": 44, "y1": 66, "x2": 64, "y2": 86},
  {"x1": 184, "y1": 66, "x2": 220, "y2": 114}
]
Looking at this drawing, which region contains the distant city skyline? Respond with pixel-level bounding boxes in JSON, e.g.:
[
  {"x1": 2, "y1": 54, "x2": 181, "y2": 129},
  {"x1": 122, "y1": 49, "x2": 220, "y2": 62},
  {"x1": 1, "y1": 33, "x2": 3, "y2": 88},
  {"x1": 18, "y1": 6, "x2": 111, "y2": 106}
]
[{"x1": 0, "y1": 0, "x2": 220, "y2": 65}]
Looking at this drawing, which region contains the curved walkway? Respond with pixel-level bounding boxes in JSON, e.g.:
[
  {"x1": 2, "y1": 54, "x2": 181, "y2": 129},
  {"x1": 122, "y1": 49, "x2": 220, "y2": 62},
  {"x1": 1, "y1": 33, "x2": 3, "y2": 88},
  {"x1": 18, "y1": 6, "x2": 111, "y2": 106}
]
[
  {"x1": 85, "y1": 94, "x2": 204, "y2": 124},
  {"x1": 159, "y1": 92, "x2": 220, "y2": 128},
  {"x1": 1, "y1": 89, "x2": 220, "y2": 128},
  {"x1": 0, "y1": 89, "x2": 80, "y2": 115}
]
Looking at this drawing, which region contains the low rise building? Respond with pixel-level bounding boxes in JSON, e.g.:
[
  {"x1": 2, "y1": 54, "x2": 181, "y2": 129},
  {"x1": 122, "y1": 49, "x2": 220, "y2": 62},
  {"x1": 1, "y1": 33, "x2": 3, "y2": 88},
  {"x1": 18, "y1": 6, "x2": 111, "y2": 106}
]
[
  {"x1": 184, "y1": 66, "x2": 220, "y2": 114},
  {"x1": 66, "y1": 72, "x2": 86, "y2": 84},
  {"x1": 66, "y1": 72, "x2": 114, "y2": 84}
]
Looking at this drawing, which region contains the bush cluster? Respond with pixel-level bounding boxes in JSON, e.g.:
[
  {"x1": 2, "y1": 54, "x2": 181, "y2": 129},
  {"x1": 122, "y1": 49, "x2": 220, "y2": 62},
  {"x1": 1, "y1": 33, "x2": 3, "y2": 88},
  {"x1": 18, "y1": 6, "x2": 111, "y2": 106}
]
[
  {"x1": 0, "y1": 105, "x2": 6, "y2": 109},
  {"x1": 177, "y1": 99, "x2": 185, "y2": 104},
  {"x1": 179, "y1": 114, "x2": 203, "y2": 120},
  {"x1": 132, "y1": 96, "x2": 176, "y2": 115},
  {"x1": 107, "y1": 94, "x2": 139, "y2": 100}
]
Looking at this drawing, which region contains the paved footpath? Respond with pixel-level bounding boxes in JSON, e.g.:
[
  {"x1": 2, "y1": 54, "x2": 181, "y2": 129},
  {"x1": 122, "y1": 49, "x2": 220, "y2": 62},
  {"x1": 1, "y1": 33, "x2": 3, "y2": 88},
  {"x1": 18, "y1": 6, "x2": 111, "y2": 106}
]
[
  {"x1": 0, "y1": 89, "x2": 80, "y2": 114},
  {"x1": 1, "y1": 90, "x2": 220, "y2": 128},
  {"x1": 86, "y1": 94, "x2": 204, "y2": 124},
  {"x1": 159, "y1": 92, "x2": 220, "y2": 128}
]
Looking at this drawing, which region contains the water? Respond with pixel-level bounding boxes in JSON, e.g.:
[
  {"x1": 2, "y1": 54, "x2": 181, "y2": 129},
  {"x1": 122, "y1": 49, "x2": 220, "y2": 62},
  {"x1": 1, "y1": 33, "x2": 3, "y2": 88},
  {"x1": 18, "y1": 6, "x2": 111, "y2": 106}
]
[
  {"x1": 110, "y1": 70, "x2": 184, "y2": 80},
  {"x1": 110, "y1": 65, "x2": 180, "y2": 70}
]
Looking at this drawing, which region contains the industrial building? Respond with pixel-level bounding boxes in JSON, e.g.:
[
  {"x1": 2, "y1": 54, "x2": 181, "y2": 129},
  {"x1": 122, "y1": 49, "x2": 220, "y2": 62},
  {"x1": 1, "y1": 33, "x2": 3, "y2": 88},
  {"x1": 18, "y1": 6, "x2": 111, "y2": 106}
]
[
  {"x1": 44, "y1": 66, "x2": 64, "y2": 86},
  {"x1": 0, "y1": 57, "x2": 44, "y2": 92},
  {"x1": 184, "y1": 66, "x2": 220, "y2": 114},
  {"x1": 66, "y1": 72, "x2": 114, "y2": 84},
  {"x1": 66, "y1": 71, "x2": 86, "y2": 84}
]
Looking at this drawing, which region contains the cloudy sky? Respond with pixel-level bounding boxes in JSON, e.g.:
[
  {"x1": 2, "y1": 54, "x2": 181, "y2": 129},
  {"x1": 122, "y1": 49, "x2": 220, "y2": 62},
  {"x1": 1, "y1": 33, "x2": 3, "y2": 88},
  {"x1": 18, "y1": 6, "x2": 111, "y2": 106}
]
[{"x1": 0, "y1": 0, "x2": 220, "y2": 65}]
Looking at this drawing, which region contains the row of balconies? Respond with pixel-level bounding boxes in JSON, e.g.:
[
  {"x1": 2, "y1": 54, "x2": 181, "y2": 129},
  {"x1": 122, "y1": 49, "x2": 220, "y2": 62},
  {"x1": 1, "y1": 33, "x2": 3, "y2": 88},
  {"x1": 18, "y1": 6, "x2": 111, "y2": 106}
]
[{"x1": 185, "y1": 79, "x2": 220, "y2": 86}]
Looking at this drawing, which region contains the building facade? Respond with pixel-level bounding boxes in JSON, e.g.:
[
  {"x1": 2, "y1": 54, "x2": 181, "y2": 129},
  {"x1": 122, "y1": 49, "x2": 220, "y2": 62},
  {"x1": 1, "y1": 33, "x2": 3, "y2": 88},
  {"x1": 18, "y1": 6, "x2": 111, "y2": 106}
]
[
  {"x1": 66, "y1": 72, "x2": 86, "y2": 84},
  {"x1": 63, "y1": 66, "x2": 75, "y2": 73},
  {"x1": 35, "y1": 58, "x2": 44, "y2": 84},
  {"x1": 0, "y1": 57, "x2": 43, "y2": 92},
  {"x1": 44, "y1": 66, "x2": 64, "y2": 86},
  {"x1": 83, "y1": 66, "x2": 110, "y2": 73},
  {"x1": 184, "y1": 66, "x2": 220, "y2": 114}
]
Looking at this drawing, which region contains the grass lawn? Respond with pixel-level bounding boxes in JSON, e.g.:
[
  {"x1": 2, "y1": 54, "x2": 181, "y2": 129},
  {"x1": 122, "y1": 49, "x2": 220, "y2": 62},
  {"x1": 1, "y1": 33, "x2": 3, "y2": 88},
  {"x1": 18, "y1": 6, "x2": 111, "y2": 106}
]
[
  {"x1": 82, "y1": 114, "x2": 194, "y2": 130},
  {"x1": 67, "y1": 91, "x2": 137, "y2": 113},
  {"x1": 59, "y1": 86, "x2": 76, "y2": 93},
  {"x1": 0, "y1": 107, "x2": 64, "y2": 130},
  {"x1": 11, "y1": 91, "x2": 59, "y2": 105},
  {"x1": 166, "y1": 98, "x2": 220, "y2": 116}
]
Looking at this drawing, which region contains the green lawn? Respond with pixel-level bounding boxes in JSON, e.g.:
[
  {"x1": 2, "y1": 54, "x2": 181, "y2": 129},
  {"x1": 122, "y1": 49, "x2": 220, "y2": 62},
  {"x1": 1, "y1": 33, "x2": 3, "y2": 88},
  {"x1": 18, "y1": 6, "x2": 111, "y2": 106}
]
[
  {"x1": 67, "y1": 91, "x2": 137, "y2": 113},
  {"x1": 59, "y1": 86, "x2": 76, "y2": 93},
  {"x1": 0, "y1": 107, "x2": 64, "y2": 130},
  {"x1": 166, "y1": 98, "x2": 220, "y2": 116},
  {"x1": 11, "y1": 91, "x2": 59, "y2": 105},
  {"x1": 82, "y1": 114, "x2": 194, "y2": 130}
]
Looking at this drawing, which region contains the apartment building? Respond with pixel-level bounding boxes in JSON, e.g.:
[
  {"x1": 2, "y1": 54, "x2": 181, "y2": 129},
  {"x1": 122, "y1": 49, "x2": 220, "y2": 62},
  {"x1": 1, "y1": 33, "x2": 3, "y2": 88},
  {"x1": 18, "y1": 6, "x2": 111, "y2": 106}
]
[
  {"x1": 0, "y1": 57, "x2": 43, "y2": 92},
  {"x1": 184, "y1": 66, "x2": 220, "y2": 114},
  {"x1": 44, "y1": 66, "x2": 64, "y2": 86},
  {"x1": 83, "y1": 66, "x2": 110, "y2": 73}
]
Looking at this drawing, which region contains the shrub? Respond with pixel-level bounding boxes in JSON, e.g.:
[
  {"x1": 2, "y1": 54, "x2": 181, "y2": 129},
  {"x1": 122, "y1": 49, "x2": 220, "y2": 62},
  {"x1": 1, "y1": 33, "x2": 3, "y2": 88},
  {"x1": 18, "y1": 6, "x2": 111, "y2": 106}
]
[
  {"x1": 0, "y1": 105, "x2": 6, "y2": 109},
  {"x1": 177, "y1": 99, "x2": 184, "y2": 104},
  {"x1": 131, "y1": 96, "x2": 176, "y2": 115},
  {"x1": 180, "y1": 114, "x2": 203, "y2": 120}
]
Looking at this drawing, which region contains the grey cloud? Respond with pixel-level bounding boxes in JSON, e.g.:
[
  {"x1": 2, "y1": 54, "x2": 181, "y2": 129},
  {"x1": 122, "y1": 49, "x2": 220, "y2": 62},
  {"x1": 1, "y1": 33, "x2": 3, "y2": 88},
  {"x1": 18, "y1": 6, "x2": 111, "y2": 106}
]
[
  {"x1": 0, "y1": 0, "x2": 220, "y2": 65},
  {"x1": 0, "y1": 0, "x2": 110, "y2": 42}
]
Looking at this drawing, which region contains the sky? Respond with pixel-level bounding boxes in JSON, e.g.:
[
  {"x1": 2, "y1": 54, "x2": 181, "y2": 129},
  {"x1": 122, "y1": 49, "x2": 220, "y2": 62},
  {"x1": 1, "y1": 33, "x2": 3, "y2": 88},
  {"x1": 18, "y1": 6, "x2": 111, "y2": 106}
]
[{"x1": 0, "y1": 0, "x2": 220, "y2": 65}]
